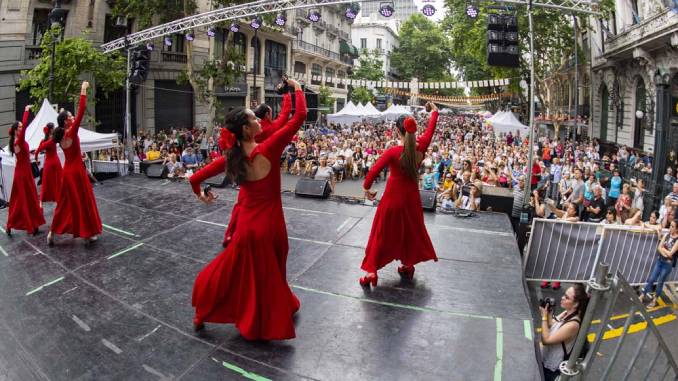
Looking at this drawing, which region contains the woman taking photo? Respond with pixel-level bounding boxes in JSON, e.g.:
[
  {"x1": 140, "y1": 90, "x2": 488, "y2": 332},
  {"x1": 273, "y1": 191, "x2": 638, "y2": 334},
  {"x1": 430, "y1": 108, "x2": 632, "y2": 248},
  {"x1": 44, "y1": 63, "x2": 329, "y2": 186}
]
[
  {"x1": 6, "y1": 105, "x2": 45, "y2": 236},
  {"x1": 360, "y1": 102, "x2": 439, "y2": 287},
  {"x1": 188, "y1": 78, "x2": 306, "y2": 340},
  {"x1": 34, "y1": 122, "x2": 63, "y2": 207},
  {"x1": 540, "y1": 283, "x2": 590, "y2": 381}
]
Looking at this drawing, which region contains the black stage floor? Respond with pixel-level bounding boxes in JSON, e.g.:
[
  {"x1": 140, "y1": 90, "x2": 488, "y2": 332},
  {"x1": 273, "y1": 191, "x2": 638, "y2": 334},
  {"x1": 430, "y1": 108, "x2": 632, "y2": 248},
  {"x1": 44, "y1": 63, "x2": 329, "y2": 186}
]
[{"x1": 0, "y1": 176, "x2": 540, "y2": 381}]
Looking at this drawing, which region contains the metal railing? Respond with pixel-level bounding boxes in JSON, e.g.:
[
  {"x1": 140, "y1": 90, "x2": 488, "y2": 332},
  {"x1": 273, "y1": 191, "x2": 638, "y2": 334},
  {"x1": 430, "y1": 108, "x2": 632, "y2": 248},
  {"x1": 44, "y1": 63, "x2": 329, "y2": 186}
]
[
  {"x1": 292, "y1": 40, "x2": 340, "y2": 61},
  {"x1": 25, "y1": 45, "x2": 42, "y2": 62},
  {"x1": 162, "y1": 51, "x2": 187, "y2": 63},
  {"x1": 559, "y1": 263, "x2": 678, "y2": 380},
  {"x1": 524, "y1": 219, "x2": 678, "y2": 285}
]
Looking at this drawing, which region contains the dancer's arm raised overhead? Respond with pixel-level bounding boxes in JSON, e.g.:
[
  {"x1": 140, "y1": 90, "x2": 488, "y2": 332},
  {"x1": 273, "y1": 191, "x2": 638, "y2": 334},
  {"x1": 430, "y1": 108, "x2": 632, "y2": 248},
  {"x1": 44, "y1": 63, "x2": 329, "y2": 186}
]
[
  {"x1": 18, "y1": 105, "x2": 31, "y2": 146},
  {"x1": 416, "y1": 102, "x2": 439, "y2": 153},
  {"x1": 257, "y1": 79, "x2": 307, "y2": 161},
  {"x1": 70, "y1": 82, "x2": 89, "y2": 135}
]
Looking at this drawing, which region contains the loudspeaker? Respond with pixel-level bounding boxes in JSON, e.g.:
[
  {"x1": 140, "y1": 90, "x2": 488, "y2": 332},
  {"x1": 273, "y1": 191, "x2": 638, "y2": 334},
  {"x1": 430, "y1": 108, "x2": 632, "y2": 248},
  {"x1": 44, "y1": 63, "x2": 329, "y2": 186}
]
[
  {"x1": 420, "y1": 190, "x2": 437, "y2": 212},
  {"x1": 487, "y1": 13, "x2": 519, "y2": 68},
  {"x1": 145, "y1": 164, "x2": 168, "y2": 178},
  {"x1": 480, "y1": 186, "x2": 514, "y2": 215},
  {"x1": 294, "y1": 178, "x2": 331, "y2": 198},
  {"x1": 205, "y1": 174, "x2": 230, "y2": 188}
]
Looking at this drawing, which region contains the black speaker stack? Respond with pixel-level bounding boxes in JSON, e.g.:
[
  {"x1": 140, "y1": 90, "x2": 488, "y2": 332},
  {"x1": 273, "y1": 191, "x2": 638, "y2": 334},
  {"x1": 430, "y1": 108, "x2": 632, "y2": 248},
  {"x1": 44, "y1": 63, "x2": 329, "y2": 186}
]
[
  {"x1": 294, "y1": 178, "x2": 331, "y2": 199},
  {"x1": 145, "y1": 164, "x2": 168, "y2": 179},
  {"x1": 487, "y1": 13, "x2": 519, "y2": 68},
  {"x1": 419, "y1": 190, "x2": 437, "y2": 212}
]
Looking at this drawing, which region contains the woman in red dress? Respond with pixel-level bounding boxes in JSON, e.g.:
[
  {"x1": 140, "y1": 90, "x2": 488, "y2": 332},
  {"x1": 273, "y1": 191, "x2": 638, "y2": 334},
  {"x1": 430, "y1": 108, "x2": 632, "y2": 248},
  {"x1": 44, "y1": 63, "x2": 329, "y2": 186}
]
[
  {"x1": 34, "y1": 122, "x2": 63, "y2": 207},
  {"x1": 6, "y1": 105, "x2": 45, "y2": 236},
  {"x1": 360, "y1": 102, "x2": 439, "y2": 287},
  {"x1": 47, "y1": 81, "x2": 102, "y2": 246},
  {"x1": 220, "y1": 89, "x2": 293, "y2": 248},
  {"x1": 188, "y1": 79, "x2": 306, "y2": 340}
]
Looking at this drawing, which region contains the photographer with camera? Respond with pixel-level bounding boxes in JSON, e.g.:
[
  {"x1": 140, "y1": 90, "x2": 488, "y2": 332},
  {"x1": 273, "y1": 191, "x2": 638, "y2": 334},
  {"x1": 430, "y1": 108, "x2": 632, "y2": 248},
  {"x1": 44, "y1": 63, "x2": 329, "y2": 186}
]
[{"x1": 539, "y1": 283, "x2": 590, "y2": 381}]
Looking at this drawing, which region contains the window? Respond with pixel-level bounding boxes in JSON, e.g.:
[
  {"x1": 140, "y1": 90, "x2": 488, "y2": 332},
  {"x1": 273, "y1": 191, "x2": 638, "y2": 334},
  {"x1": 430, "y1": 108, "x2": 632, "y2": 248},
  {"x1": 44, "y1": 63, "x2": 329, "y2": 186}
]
[
  {"x1": 630, "y1": 0, "x2": 639, "y2": 24},
  {"x1": 214, "y1": 28, "x2": 226, "y2": 59},
  {"x1": 360, "y1": 38, "x2": 367, "y2": 49},
  {"x1": 251, "y1": 36, "x2": 261, "y2": 73},
  {"x1": 311, "y1": 64, "x2": 322, "y2": 76},
  {"x1": 233, "y1": 32, "x2": 247, "y2": 57},
  {"x1": 164, "y1": 34, "x2": 185, "y2": 53},
  {"x1": 30, "y1": 9, "x2": 50, "y2": 46},
  {"x1": 265, "y1": 40, "x2": 287, "y2": 70},
  {"x1": 325, "y1": 67, "x2": 335, "y2": 85},
  {"x1": 376, "y1": 38, "x2": 382, "y2": 50}
]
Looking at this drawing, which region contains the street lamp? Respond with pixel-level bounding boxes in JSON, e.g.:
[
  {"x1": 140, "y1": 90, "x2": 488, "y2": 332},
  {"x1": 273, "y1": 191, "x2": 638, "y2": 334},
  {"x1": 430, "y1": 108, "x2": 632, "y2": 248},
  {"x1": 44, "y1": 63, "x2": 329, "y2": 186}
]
[
  {"x1": 250, "y1": 18, "x2": 262, "y2": 107},
  {"x1": 48, "y1": 0, "x2": 67, "y2": 102}
]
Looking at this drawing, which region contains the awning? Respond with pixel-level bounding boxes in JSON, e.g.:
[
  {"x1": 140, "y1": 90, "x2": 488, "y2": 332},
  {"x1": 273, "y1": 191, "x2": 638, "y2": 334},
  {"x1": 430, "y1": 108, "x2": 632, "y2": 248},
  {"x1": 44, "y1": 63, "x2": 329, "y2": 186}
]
[{"x1": 340, "y1": 41, "x2": 359, "y2": 58}]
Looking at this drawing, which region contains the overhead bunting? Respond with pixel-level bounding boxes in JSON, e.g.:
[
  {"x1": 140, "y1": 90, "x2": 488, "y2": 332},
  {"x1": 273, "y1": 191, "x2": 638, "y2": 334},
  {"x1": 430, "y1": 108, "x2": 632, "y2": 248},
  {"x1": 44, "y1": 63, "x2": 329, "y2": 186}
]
[
  {"x1": 285, "y1": 74, "x2": 511, "y2": 89},
  {"x1": 383, "y1": 88, "x2": 512, "y2": 104}
]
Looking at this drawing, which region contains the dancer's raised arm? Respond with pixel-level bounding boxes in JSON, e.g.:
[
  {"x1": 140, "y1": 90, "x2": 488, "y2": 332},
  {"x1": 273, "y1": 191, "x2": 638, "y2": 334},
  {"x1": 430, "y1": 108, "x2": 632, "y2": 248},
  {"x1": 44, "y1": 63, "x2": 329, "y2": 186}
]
[
  {"x1": 70, "y1": 82, "x2": 89, "y2": 135},
  {"x1": 257, "y1": 79, "x2": 307, "y2": 161},
  {"x1": 416, "y1": 102, "x2": 439, "y2": 152}
]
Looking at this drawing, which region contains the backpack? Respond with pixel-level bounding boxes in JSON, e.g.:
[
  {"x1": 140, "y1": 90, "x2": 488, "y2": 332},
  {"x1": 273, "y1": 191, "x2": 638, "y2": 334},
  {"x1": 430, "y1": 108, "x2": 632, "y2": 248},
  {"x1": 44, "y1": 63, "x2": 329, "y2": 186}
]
[{"x1": 561, "y1": 315, "x2": 589, "y2": 361}]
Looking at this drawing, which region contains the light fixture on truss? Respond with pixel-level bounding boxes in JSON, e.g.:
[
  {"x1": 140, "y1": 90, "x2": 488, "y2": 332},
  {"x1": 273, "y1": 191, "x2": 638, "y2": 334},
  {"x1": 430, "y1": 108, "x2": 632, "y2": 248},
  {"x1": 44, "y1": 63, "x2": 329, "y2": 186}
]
[{"x1": 379, "y1": 2, "x2": 395, "y2": 17}]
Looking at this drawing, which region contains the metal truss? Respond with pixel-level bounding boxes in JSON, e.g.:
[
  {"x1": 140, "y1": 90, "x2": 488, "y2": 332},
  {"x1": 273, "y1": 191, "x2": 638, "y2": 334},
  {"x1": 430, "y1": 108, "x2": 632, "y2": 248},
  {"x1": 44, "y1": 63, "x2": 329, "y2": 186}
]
[{"x1": 102, "y1": 0, "x2": 600, "y2": 53}]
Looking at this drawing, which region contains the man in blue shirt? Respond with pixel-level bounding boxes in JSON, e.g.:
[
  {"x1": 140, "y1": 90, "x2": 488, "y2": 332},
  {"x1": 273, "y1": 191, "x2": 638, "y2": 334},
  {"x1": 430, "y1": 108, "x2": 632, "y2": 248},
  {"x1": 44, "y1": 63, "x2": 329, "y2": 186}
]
[{"x1": 181, "y1": 146, "x2": 199, "y2": 170}]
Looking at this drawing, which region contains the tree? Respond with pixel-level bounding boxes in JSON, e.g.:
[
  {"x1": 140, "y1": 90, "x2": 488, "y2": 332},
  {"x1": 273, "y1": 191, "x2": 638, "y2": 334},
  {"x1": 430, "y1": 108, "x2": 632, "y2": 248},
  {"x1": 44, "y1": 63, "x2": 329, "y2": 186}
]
[
  {"x1": 350, "y1": 87, "x2": 373, "y2": 105},
  {"x1": 318, "y1": 85, "x2": 335, "y2": 114},
  {"x1": 18, "y1": 27, "x2": 126, "y2": 108},
  {"x1": 390, "y1": 14, "x2": 454, "y2": 81},
  {"x1": 352, "y1": 50, "x2": 384, "y2": 81}
]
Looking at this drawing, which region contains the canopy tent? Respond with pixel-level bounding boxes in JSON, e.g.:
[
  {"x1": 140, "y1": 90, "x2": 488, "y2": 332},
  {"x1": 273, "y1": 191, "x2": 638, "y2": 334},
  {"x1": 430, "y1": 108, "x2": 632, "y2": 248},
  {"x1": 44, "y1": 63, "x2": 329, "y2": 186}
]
[
  {"x1": 362, "y1": 102, "x2": 382, "y2": 116},
  {"x1": 0, "y1": 99, "x2": 118, "y2": 201},
  {"x1": 486, "y1": 111, "x2": 529, "y2": 136},
  {"x1": 327, "y1": 101, "x2": 363, "y2": 126},
  {"x1": 381, "y1": 104, "x2": 410, "y2": 121}
]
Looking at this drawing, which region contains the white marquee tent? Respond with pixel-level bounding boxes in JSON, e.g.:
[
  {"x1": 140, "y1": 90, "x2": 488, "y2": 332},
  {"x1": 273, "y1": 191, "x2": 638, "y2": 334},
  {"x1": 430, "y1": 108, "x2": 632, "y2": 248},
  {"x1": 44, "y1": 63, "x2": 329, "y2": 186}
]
[
  {"x1": 486, "y1": 111, "x2": 529, "y2": 136},
  {"x1": 1, "y1": 99, "x2": 118, "y2": 201}
]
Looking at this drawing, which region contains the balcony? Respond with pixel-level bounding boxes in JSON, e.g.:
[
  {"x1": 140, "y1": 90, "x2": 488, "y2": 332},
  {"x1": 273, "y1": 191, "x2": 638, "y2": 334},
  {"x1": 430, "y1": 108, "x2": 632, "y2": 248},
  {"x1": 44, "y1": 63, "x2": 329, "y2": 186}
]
[
  {"x1": 604, "y1": 8, "x2": 677, "y2": 58},
  {"x1": 340, "y1": 55, "x2": 353, "y2": 65},
  {"x1": 326, "y1": 25, "x2": 338, "y2": 39},
  {"x1": 162, "y1": 52, "x2": 187, "y2": 64},
  {"x1": 292, "y1": 40, "x2": 340, "y2": 61},
  {"x1": 24, "y1": 45, "x2": 42, "y2": 63},
  {"x1": 338, "y1": 30, "x2": 350, "y2": 41}
]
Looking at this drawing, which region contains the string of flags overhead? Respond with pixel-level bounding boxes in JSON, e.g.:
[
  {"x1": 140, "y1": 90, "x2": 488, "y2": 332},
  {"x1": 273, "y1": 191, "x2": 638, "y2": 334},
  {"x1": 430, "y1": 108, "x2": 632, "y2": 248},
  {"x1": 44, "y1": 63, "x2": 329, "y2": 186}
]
[
  {"x1": 384, "y1": 88, "x2": 513, "y2": 104},
  {"x1": 290, "y1": 73, "x2": 511, "y2": 90}
]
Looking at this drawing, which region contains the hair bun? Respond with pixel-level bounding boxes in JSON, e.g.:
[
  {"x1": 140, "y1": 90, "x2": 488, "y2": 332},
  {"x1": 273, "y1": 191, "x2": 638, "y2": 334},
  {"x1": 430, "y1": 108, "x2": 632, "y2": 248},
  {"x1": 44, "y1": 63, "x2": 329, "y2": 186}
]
[{"x1": 403, "y1": 117, "x2": 417, "y2": 134}]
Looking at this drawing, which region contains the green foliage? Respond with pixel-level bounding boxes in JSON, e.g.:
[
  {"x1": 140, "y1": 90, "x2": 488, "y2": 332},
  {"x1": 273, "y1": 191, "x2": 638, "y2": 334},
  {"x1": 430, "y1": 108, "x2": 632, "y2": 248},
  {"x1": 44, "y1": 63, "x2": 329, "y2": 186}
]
[
  {"x1": 318, "y1": 86, "x2": 335, "y2": 114},
  {"x1": 18, "y1": 27, "x2": 126, "y2": 106},
  {"x1": 390, "y1": 14, "x2": 453, "y2": 81},
  {"x1": 350, "y1": 87, "x2": 373, "y2": 105},
  {"x1": 177, "y1": 47, "x2": 245, "y2": 103},
  {"x1": 351, "y1": 50, "x2": 385, "y2": 81}
]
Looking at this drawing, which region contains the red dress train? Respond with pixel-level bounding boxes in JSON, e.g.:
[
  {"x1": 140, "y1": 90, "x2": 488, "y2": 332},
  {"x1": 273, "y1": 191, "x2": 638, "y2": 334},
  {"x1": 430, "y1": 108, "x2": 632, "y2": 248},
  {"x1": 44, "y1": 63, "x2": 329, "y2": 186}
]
[
  {"x1": 50, "y1": 95, "x2": 102, "y2": 239},
  {"x1": 35, "y1": 138, "x2": 63, "y2": 203},
  {"x1": 6, "y1": 110, "x2": 45, "y2": 233},
  {"x1": 188, "y1": 90, "x2": 306, "y2": 340},
  {"x1": 361, "y1": 111, "x2": 440, "y2": 273},
  {"x1": 221, "y1": 92, "x2": 292, "y2": 248}
]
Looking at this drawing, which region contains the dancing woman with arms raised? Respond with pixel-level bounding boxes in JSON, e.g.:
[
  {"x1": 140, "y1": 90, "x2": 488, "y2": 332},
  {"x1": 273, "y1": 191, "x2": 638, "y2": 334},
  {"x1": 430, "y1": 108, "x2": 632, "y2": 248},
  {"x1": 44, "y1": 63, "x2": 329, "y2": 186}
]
[
  {"x1": 188, "y1": 79, "x2": 307, "y2": 340},
  {"x1": 34, "y1": 122, "x2": 63, "y2": 207},
  {"x1": 6, "y1": 105, "x2": 45, "y2": 236},
  {"x1": 360, "y1": 102, "x2": 439, "y2": 287},
  {"x1": 48, "y1": 81, "x2": 102, "y2": 246}
]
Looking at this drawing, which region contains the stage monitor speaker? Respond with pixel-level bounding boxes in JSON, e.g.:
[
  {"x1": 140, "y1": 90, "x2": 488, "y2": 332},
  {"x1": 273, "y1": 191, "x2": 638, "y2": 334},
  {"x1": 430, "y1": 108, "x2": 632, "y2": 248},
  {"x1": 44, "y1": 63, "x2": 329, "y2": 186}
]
[
  {"x1": 420, "y1": 190, "x2": 437, "y2": 212},
  {"x1": 205, "y1": 174, "x2": 230, "y2": 188},
  {"x1": 145, "y1": 164, "x2": 168, "y2": 178},
  {"x1": 480, "y1": 186, "x2": 514, "y2": 215},
  {"x1": 294, "y1": 178, "x2": 331, "y2": 199}
]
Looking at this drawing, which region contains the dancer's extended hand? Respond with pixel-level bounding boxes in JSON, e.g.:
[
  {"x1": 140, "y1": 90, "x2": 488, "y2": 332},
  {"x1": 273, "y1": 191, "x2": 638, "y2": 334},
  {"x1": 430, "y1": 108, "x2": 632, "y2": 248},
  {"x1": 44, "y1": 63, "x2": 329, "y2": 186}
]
[
  {"x1": 364, "y1": 188, "x2": 377, "y2": 201},
  {"x1": 425, "y1": 101, "x2": 437, "y2": 112},
  {"x1": 197, "y1": 191, "x2": 217, "y2": 204},
  {"x1": 24, "y1": 105, "x2": 32, "y2": 112}
]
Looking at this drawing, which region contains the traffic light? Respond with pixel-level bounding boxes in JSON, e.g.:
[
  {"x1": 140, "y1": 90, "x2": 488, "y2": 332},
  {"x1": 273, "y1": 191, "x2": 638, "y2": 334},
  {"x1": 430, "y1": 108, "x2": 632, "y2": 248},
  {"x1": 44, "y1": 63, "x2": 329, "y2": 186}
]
[
  {"x1": 487, "y1": 14, "x2": 519, "y2": 67},
  {"x1": 129, "y1": 47, "x2": 150, "y2": 85}
]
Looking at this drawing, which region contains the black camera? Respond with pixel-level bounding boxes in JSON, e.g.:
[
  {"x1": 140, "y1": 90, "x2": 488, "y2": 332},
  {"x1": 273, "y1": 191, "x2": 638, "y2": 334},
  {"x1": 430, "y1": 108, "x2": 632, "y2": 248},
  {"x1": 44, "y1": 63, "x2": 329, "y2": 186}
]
[
  {"x1": 276, "y1": 74, "x2": 290, "y2": 95},
  {"x1": 539, "y1": 297, "x2": 556, "y2": 311},
  {"x1": 202, "y1": 185, "x2": 212, "y2": 197}
]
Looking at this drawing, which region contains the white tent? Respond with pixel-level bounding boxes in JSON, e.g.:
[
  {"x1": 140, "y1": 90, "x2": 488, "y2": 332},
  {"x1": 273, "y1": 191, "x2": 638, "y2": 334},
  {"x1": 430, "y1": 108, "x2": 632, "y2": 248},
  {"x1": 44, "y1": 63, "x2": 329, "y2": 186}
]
[
  {"x1": 1, "y1": 99, "x2": 118, "y2": 201},
  {"x1": 381, "y1": 104, "x2": 409, "y2": 121},
  {"x1": 327, "y1": 101, "x2": 363, "y2": 126},
  {"x1": 486, "y1": 111, "x2": 529, "y2": 136},
  {"x1": 362, "y1": 102, "x2": 382, "y2": 116}
]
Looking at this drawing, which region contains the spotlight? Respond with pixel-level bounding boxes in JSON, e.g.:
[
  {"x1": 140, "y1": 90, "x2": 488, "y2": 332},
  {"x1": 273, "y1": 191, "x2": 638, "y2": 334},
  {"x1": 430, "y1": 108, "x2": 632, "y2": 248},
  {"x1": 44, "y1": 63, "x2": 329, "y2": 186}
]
[
  {"x1": 164, "y1": 36, "x2": 172, "y2": 46},
  {"x1": 146, "y1": 42, "x2": 154, "y2": 51},
  {"x1": 250, "y1": 17, "x2": 262, "y2": 30},
  {"x1": 422, "y1": 4, "x2": 436, "y2": 17},
  {"x1": 345, "y1": 7, "x2": 357, "y2": 19},
  {"x1": 465, "y1": 4, "x2": 479, "y2": 18},
  {"x1": 229, "y1": 22, "x2": 240, "y2": 33},
  {"x1": 379, "y1": 3, "x2": 394, "y2": 17},
  {"x1": 307, "y1": 10, "x2": 321, "y2": 23},
  {"x1": 207, "y1": 27, "x2": 216, "y2": 37},
  {"x1": 185, "y1": 32, "x2": 194, "y2": 41},
  {"x1": 275, "y1": 13, "x2": 287, "y2": 26}
]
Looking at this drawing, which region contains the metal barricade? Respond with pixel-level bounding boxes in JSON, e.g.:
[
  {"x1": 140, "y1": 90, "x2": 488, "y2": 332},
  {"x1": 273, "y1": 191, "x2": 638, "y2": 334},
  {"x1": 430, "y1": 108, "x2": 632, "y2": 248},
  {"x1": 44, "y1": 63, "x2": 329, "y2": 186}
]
[
  {"x1": 524, "y1": 219, "x2": 678, "y2": 286},
  {"x1": 559, "y1": 263, "x2": 678, "y2": 381}
]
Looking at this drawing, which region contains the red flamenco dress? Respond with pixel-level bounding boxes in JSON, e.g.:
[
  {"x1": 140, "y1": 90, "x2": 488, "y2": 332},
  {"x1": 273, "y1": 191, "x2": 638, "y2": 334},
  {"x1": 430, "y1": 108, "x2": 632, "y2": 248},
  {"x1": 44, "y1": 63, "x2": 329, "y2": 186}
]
[
  {"x1": 220, "y1": 91, "x2": 292, "y2": 248},
  {"x1": 50, "y1": 95, "x2": 102, "y2": 240},
  {"x1": 34, "y1": 134, "x2": 63, "y2": 203},
  {"x1": 6, "y1": 110, "x2": 45, "y2": 234},
  {"x1": 188, "y1": 90, "x2": 306, "y2": 340},
  {"x1": 361, "y1": 111, "x2": 440, "y2": 277}
]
